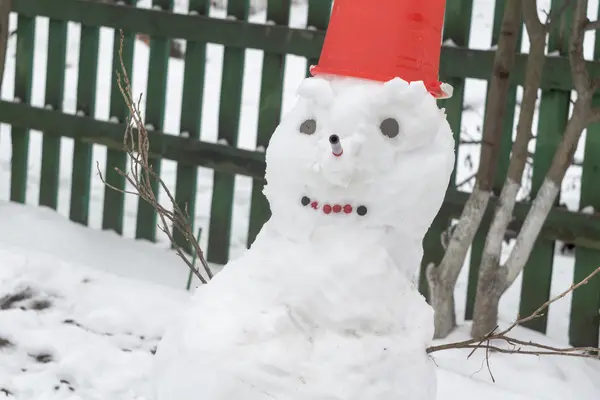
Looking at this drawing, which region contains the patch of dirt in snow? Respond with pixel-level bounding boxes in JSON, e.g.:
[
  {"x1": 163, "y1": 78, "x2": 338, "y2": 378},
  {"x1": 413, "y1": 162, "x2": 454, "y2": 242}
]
[{"x1": 0, "y1": 243, "x2": 188, "y2": 400}]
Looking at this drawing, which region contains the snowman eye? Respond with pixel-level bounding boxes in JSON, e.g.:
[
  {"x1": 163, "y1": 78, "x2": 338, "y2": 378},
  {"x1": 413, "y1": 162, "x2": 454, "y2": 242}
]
[
  {"x1": 380, "y1": 118, "x2": 400, "y2": 138},
  {"x1": 299, "y1": 119, "x2": 317, "y2": 135}
]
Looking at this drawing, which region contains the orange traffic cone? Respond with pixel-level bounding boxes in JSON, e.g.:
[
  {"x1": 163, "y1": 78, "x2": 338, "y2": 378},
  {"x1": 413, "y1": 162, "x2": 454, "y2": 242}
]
[{"x1": 310, "y1": 0, "x2": 452, "y2": 99}]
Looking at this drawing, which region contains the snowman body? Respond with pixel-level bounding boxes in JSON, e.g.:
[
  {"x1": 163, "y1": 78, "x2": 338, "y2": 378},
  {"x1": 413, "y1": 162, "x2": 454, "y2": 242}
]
[{"x1": 153, "y1": 76, "x2": 455, "y2": 400}]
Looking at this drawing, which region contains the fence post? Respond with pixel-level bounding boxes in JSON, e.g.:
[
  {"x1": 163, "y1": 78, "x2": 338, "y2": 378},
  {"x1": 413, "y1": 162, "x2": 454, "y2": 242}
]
[
  {"x1": 39, "y1": 17, "x2": 68, "y2": 210},
  {"x1": 69, "y1": 18, "x2": 101, "y2": 225},
  {"x1": 569, "y1": 3, "x2": 600, "y2": 349},
  {"x1": 102, "y1": 0, "x2": 137, "y2": 235},
  {"x1": 172, "y1": 0, "x2": 210, "y2": 253},
  {"x1": 135, "y1": 0, "x2": 174, "y2": 241},
  {"x1": 207, "y1": 0, "x2": 250, "y2": 264},
  {"x1": 305, "y1": 0, "x2": 332, "y2": 77},
  {"x1": 247, "y1": 0, "x2": 292, "y2": 247},
  {"x1": 10, "y1": 14, "x2": 35, "y2": 203},
  {"x1": 419, "y1": 0, "x2": 473, "y2": 299}
]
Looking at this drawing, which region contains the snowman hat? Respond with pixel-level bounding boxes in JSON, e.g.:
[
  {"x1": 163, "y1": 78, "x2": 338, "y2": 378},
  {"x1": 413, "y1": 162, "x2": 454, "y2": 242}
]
[{"x1": 310, "y1": 0, "x2": 453, "y2": 99}]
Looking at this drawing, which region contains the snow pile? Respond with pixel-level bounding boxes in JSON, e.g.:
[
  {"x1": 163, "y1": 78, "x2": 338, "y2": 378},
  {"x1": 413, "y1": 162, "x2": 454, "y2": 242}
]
[
  {"x1": 152, "y1": 76, "x2": 456, "y2": 399},
  {"x1": 0, "y1": 233, "x2": 188, "y2": 399}
]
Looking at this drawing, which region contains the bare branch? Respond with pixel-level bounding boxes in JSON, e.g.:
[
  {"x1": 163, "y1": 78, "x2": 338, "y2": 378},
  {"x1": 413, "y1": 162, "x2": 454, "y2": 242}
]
[
  {"x1": 455, "y1": 172, "x2": 477, "y2": 189},
  {"x1": 471, "y1": 0, "x2": 550, "y2": 338},
  {"x1": 466, "y1": 0, "x2": 598, "y2": 337},
  {"x1": 502, "y1": 0, "x2": 593, "y2": 287},
  {"x1": 502, "y1": 264, "x2": 600, "y2": 335},
  {"x1": 569, "y1": 0, "x2": 589, "y2": 93},
  {"x1": 428, "y1": 266, "x2": 600, "y2": 373},
  {"x1": 430, "y1": 343, "x2": 598, "y2": 359},
  {"x1": 584, "y1": 19, "x2": 600, "y2": 31},
  {"x1": 476, "y1": 0, "x2": 523, "y2": 191},
  {"x1": 426, "y1": 0, "x2": 524, "y2": 340},
  {"x1": 98, "y1": 30, "x2": 213, "y2": 285},
  {"x1": 524, "y1": 0, "x2": 545, "y2": 35}
]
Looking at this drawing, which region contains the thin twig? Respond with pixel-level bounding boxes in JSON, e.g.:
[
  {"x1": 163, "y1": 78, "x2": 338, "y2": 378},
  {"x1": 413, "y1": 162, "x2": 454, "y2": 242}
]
[
  {"x1": 501, "y1": 264, "x2": 600, "y2": 335},
  {"x1": 427, "y1": 266, "x2": 600, "y2": 361},
  {"x1": 97, "y1": 29, "x2": 213, "y2": 284},
  {"x1": 455, "y1": 172, "x2": 477, "y2": 189},
  {"x1": 585, "y1": 19, "x2": 600, "y2": 31}
]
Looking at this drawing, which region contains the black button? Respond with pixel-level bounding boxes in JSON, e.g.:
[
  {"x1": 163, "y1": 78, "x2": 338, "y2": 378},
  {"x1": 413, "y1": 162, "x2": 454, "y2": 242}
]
[
  {"x1": 301, "y1": 196, "x2": 310, "y2": 206},
  {"x1": 357, "y1": 206, "x2": 367, "y2": 216}
]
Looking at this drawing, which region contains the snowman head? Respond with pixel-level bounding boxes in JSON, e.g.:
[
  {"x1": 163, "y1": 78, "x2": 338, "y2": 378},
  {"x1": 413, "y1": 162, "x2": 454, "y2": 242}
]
[{"x1": 263, "y1": 76, "x2": 455, "y2": 241}]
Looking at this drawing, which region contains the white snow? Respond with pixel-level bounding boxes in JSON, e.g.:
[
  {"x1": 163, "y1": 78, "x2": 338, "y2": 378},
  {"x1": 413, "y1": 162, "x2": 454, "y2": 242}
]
[
  {"x1": 0, "y1": 0, "x2": 599, "y2": 399},
  {"x1": 0, "y1": 202, "x2": 191, "y2": 399},
  {"x1": 153, "y1": 75, "x2": 456, "y2": 399},
  {"x1": 1, "y1": 201, "x2": 599, "y2": 399}
]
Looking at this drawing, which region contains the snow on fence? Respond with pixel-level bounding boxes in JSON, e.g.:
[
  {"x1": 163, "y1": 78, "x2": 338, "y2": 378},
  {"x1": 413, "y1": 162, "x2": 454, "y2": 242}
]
[{"x1": 0, "y1": 0, "x2": 599, "y2": 349}]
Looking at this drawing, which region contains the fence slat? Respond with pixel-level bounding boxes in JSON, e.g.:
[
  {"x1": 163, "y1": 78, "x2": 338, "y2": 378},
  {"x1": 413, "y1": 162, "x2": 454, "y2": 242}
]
[
  {"x1": 0, "y1": 99, "x2": 267, "y2": 177},
  {"x1": 569, "y1": 3, "x2": 600, "y2": 348},
  {"x1": 247, "y1": 0, "x2": 291, "y2": 247},
  {"x1": 465, "y1": 2, "x2": 523, "y2": 320},
  {"x1": 11, "y1": 0, "x2": 600, "y2": 92},
  {"x1": 518, "y1": 0, "x2": 572, "y2": 333},
  {"x1": 419, "y1": 0, "x2": 473, "y2": 299},
  {"x1": 305, "y1": 0, "x2": 332, "y2": 77},
  {"x1": 5, "y1": 94, "x2": 600, "y2": 246},
  {"x1": 69, "y1": 23, "x2": 100, "y2": 225},
  {"x1": 207, "y1": 0, "x2": 250, "y2": 264},
  {"x1": 39, "y1": 19, "x2": 68, "y2": 209},
  {"x1": 570, "y1": 113, "x2": 600, "y2": 348},
  {"x1": 135, "y1": 0, "x2": 173, "y2": 241},
  {"x1": 102, "y1": 0, "x2": 137, "y2": 235},
  {"x1": 172, "y1": 0, "x2": 210, "y2": 253},
  {"x1": 10, "y1": 15, "x2": 36, "y2": 203}
]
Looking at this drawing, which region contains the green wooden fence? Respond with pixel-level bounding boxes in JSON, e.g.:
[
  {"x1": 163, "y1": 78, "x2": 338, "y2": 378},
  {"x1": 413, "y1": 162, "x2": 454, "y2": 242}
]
[{"x1": 2, "y1": 0, "x2": 600, "y2": 348}]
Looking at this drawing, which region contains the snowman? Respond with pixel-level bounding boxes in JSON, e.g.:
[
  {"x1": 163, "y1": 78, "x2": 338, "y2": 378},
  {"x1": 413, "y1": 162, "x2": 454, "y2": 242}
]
[{"x1": 153, "y1": 1, "x2": 455, "y2": 399}]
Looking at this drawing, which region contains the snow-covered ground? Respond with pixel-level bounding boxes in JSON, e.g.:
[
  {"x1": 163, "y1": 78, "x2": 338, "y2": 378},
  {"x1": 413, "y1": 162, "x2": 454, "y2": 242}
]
[
  {"x1": 1, "y1": 202, "x2": 599, "y2": 399},
  {"x1": 0, "y1": 0, "x2": 599, "y2": 398}
]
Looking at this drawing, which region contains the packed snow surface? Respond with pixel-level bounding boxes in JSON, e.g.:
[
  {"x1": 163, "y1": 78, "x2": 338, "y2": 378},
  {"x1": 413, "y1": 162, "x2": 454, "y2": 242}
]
[
  {"x1": 0, "y1": 203, "x2": 599, "y2": 399},
  {"x1": 0, "y1": 203, "x2": 190, "y2": 399}
]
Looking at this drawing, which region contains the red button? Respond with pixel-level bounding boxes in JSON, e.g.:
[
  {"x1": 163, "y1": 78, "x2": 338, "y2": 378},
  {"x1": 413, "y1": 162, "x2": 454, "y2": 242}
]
[
  {"x1": 343, "y1": 204, "x2": 352, "y2": 214},
  {"x1": 333, "y1": 205, "x2": 342, "y2": 213},
  {"x1": 311, "y1": 201, "x2": 319, "y2": 209},
  {"x1": 323, "y1": 204, "x2": 332, "y2": 214}
]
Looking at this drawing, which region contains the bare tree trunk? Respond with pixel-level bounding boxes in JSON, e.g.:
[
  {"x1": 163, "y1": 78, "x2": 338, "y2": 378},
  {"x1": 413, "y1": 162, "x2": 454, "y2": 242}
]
[
  {"x1": 473, "y1": 0, "x2": 600, "y2": 337},
  {"x1": 504, "y1": 103, "x2": 590, "y2": 285},
  {"x1": 0, "y1": 0, "x2": 11, "y2": 91},
  {"x1": 427, "y1": 0, "x2": 522, "y2": 339},
  {"x1": 427, "y1": 189, "x2": 489, "y2": 338},
  {"x1": 472, "y1": 265, "x2": 508, "y2": 336},
  {"x1": 471, "y1": 0, "x2": 548, "y2": 338}
]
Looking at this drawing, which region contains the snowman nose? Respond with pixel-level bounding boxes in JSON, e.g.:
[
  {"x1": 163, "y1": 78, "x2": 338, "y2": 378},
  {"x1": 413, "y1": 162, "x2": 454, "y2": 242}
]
[{"x1": 329, "y1": 134, "x2": 343, "y2": 157}]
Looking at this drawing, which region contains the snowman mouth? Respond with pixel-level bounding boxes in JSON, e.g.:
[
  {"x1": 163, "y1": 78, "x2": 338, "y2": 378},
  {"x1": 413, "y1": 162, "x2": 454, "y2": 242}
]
[{"x1": 300, "y1": 196, "x2": 368, "y2": 216}]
